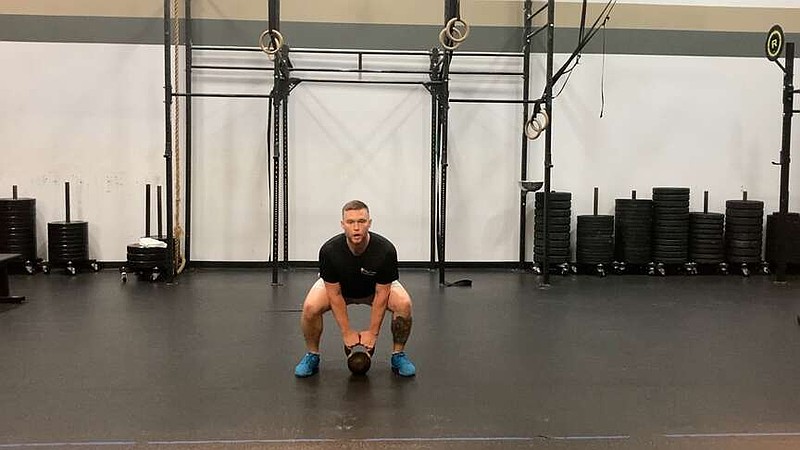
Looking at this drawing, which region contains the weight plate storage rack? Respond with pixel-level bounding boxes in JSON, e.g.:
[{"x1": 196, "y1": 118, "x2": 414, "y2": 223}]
[
  {"x1": 0, "y1": 185, "x2": 40, "y2": 274},
  {"x1": 42, "y1": 182, "x2": 100, "y2": 275}
]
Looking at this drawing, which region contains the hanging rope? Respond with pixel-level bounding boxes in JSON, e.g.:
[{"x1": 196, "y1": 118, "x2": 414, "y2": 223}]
[{"x1": 172, "y1": 0, "x2": 186, "y2": 274}]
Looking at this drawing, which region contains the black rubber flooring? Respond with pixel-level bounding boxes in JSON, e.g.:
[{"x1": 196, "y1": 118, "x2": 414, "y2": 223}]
[{"x1": 0, "y1": 268, "x2": 799, "y2": 449}]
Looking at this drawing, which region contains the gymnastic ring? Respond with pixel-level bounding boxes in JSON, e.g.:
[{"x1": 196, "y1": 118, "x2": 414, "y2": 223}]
[
  {"x1": 525, "y1": 119, "x2": 542, "y2": 140},
  {"x1": 259, "y1": 29, "x2": 284, "y2": 57},
  {"x1": 525, "y1": 105, "x2": 549, "y2": 140},
  {"x1": 445, "y1": 17, "x2": 470, "y2": 43},
  {"x1": 439, "y1": 27, "x2": 462, "y2": 51}
]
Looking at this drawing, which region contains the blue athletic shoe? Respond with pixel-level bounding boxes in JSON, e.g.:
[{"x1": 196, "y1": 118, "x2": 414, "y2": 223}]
[
  {"x1": 391, "y1": 352, "x2": 416, "y2": 377},
  {"x1": 294, "y1": 352, "x2": 320, "y2": 377}
]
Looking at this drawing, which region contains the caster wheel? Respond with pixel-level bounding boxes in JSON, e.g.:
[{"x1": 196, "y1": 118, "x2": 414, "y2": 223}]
[
  {"x1": 121, "y1": 272, "x2": 128, "y2": 283},
  {"x1": 570, "y1": 264, "x2": 578, "y2": 275},
  {"x1": 657, "y1": 264, "x2": 666, "y2": 277},
  {"x1": 150, "y1": 271, "x2": 160, "y2": 282},
  {"x1": 532, "y1": 265, "x2": 542, "y2": 275},
  {"x1": 24, "y1": 261, "x2": 35, "y2": 275},
  {"x1": 42, "y1": 264, "x2": 50, "y2": 274},
  {"x1": 67, "y1": 265, "x2": 77, "y2": 276},
  {"x1": 741, "y1": 264, "x2": 750, "y2": 277},
  {"x1": 761, "y1": 263, "x2": 771, "y2": 275},
  {"x1": 560, "y1": 264, "x2": 570, "y2": 276},
  {"x1": 90, "y1": 262, "x2": 101, "y2": 272},
  {"x1": 597, "y1": 265, "x2": 607, "y2": 278}
]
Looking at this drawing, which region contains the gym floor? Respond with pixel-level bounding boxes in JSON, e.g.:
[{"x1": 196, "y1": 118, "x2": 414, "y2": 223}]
[{"x1": 0, "y1": 268, "x2": 799, "y2": 449}]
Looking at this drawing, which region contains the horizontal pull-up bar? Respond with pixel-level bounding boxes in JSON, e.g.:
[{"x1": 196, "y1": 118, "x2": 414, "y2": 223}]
[
  {"x1": 298, "y1": 79, "x2": 440, "y2": 86},
  {"x1": 191, "y1": 65, "x2": 523, "y2": 76},
  {"x1": 173, "y1": 92, "x2": 272, "y2": 98},
  {"x1": 304, "y1": 68, "x2": 525, "y2": 76},
  {"x1": 295, "y1": 48, "x2": 429, "y2": 56},
  {"x1": 192, "y1": 46, "x2": 524, "y2": 58},
  {"x1": 450, "y1": 98, "x2": 542, "y2": 104}
]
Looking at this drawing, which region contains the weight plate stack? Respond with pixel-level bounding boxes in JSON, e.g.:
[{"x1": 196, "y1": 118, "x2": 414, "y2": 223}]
[
  {"x1": 126, "y1": 244, "x2": 169, "y2": 271},
  {"x1": 576, "y1": 215, "x2": 614, "y2": 265},
  {"x1": 47, "y1": 221, "x2": 88, "y2": 264},
  {"x1": 614, "y1": 199, "x2": 653, "y2": 264},
  {"x1": 689, "y1": 212, "x2": 725, "y2": 264},
  {"x1": 533, "y1": 191, "x2": 572, "y2": 264},
  {"x1": 0, "y1": 197, "x2": 37, "y2": 262},
  {"x1": 724, "y1": 200, "x2": 764, "y2": 264},
  {"x1": 652, "y1": 187, "x2": 690, "y2": 264}
]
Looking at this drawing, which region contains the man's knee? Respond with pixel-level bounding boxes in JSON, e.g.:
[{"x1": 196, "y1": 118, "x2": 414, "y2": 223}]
[
  {"x1": 302, "y1": 283, "x2": 331, "y2": 317},
  {"x1": 388, "y1": 283, "x2": 412, "y2": 313}
]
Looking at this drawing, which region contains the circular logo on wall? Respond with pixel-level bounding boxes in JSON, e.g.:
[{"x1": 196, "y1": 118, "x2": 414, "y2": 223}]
[{"x1": 766, "y1": 24, "x2": 784, "y2": 62}]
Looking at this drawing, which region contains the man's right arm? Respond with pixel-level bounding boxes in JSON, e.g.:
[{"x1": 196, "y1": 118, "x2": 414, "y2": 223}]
[{"x1": 324, "y1": 281, "x2": 359, "y2": 347}]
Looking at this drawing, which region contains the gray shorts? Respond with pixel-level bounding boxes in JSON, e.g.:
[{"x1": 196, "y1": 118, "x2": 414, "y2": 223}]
[{"x1": 312, "y1": 278, "x2": 403, "y2": 305}]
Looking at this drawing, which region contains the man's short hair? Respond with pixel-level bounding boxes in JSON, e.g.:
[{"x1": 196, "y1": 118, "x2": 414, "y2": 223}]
[{"x1": 342, "y1": 200, "x2": 369, "y2": 216}]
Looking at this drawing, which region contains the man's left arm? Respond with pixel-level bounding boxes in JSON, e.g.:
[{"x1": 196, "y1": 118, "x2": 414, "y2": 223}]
[
  {"x1": 362, "y1": 283, "x2": 390, "y2": 349},
  {"x1": 361, "y1": 243, "x2": 399, "y2": 350}
]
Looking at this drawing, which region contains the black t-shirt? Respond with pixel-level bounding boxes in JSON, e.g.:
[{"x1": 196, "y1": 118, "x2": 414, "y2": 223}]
[{"x1": 319, "y1": 232, "x2": 399, "y2": 299}]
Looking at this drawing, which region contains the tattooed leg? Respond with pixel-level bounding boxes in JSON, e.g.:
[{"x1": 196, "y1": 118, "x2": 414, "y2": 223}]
[
  {"x1": 388, "y1": 282, "x2": 413, "y2": 353},
  {"x1": 391, "y1": 316, "x2": 412, "y2": 352}
]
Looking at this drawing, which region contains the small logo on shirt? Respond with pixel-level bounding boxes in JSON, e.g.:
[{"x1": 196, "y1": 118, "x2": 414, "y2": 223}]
[{"x1": 360, "y1": 267, "x2": 377, "y2": 276}]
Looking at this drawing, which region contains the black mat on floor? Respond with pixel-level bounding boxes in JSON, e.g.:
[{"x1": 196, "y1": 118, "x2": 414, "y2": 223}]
[{"x1": 0, "y1": 269, "x2": 799, "y2": 450}]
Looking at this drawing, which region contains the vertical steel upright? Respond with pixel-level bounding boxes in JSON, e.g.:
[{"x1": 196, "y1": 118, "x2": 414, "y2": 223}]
[
  {"x1": 270, "y1": 0, "x2": 282, "y2": 284},
  {"x1": 282, "y1": 94, "x2": 289, "y2": 268},
  {"x1": 541, "y1": 0, "x2": 555, "y2": 286},
  {"x1": 518, "y1": 0, "x2": 533, "y2": 268},
  {"x1": 269, "y1": 0, "x2": 290, "y2": 269},
  {"x1": 184, "y1": 0, "x2": 193, "y2": 265},
  {"x1": 775, "y1": 42, "x2": 795, "y2": 282},
  {"x1": 163, "y1": 0, "x2": 176, "y2": 281},
  {"x1": 430, "y1": 75, "x2": 439, "y2": 269},
  {"x1": 435, "y1": 0, "x2": 458, "y2": 285},
  {"x1": 778, "y1": 42, "x2": 794, "y2": 216},
  {"x1": 438, "y1": 79, "x2": 450, "y2": 286}
]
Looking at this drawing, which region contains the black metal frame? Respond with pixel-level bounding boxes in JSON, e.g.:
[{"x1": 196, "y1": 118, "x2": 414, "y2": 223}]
[
  {"x1": 164, "y1": 0, "x2": 550, "y2": 283},
  {"x1": 184, "y1": 0, "x2": 193, "y2": 267},
  {"x1": 771, "y1": 41, "x2": 797, "y2": 282},
  {"x1": 518, "y1": 1, "x2": 535, "y2": 272},
  {"x1": 542, "y1": 0, "x2": 555, "y2": 286},
  {"x1": 163, "y1": 0, "x2": 175, "y2": 282},
  {"x1": 267, "y1": 0, "x2": 297, "y2": 285},
  {"x1": 524, "y1": 0, "x2": 615, "y2": 285}
]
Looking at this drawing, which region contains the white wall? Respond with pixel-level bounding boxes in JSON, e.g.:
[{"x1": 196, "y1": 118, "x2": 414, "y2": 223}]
[
  {"x1": 548, "y1": 53, "x2": 796, "y2": 214},
  {"x1": 1, "y1": 41, "x2": 798, "y2": 262},
  {"x1": 0, "y1": 42, "x2": 165, "y2": 262},
  {"x1": 184, "y1": 50, "x2": 527, "y2": 262}
]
